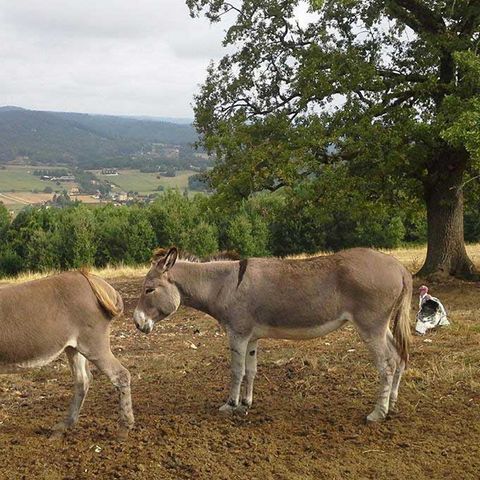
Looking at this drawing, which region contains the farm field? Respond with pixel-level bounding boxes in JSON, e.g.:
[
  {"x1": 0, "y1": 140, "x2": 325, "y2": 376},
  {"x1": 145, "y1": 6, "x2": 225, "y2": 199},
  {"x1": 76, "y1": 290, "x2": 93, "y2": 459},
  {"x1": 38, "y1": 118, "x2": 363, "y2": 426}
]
[
  {"x1": 0, "y1": 165, "x2": 70, "y2": 193},
  {"x1": 0, "y1": 248, "x2": 479, "y2": 479},
  {"x1": 95, "y1": 169, "x2": 195, "y2": 195},
  {"x1": 0, "y1": 165, "x2": 82, "y2": 211},
  {"x1": 0, "y1": 165, "x2": 199, "y2": 212}
]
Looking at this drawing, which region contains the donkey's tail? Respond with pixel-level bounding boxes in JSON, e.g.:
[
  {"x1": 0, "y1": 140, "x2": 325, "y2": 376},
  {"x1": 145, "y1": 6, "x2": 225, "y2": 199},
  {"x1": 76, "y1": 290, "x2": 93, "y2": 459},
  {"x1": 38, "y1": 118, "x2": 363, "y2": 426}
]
[
  {"x1": 392, "y1": 269, "x2": 412, "y2": 366},
  {"x1": 79, "y1": 270, "x2": 124, "y2": 319}
]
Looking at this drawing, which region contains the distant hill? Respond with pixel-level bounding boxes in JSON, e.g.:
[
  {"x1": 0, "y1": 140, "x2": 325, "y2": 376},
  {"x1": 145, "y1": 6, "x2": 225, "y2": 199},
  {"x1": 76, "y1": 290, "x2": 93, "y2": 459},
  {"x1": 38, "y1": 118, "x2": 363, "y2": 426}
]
[
  {"x1": 123, "y1": 115, "x2": 193, "y2": 125},
  {"x1": 0, "y1": 107, "x2": 198, "y2": 166},
  {"x1": 0, "y1": 106, "x2": 26, "y2": 112}
]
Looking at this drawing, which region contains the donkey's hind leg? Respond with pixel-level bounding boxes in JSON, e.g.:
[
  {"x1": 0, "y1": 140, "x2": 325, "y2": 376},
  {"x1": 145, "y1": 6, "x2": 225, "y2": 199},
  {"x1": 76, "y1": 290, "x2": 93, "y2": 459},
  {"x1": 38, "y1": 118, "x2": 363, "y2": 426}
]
[
  {"x1": 219, "y1": 332, "x2": 250, "y2": 413},
  {"x1": 361, "y1": 330, "x2": 398, "y2": 423},
  {"x1": 51, "y1": 347, "x2": 90, "y2": 437},
  {"x1": 91, "y1": 351, "x2": 134, "y2": 434},
  {"x1": 387, "y1": 330, "x2": 405, "y2": 412}
]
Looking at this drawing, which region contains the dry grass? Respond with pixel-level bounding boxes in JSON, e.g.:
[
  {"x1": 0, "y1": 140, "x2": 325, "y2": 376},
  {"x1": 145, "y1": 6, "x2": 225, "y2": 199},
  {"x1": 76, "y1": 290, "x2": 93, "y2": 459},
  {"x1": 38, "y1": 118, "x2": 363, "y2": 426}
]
[
  {"x1": 383, "y1": 243, "x2": 480, "y2": 272},
  {"x1": 290, "y1": 243, "x2": 480, "y2": 273},
  {"x1": 0, "y1": 263, "x2": 149, "y2": 285}
]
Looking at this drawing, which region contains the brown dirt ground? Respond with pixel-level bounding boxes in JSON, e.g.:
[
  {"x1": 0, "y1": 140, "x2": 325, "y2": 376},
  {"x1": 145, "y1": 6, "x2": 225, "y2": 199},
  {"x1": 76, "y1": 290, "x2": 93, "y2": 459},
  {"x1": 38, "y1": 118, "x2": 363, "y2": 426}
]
[{"x1": 0, "y1": 276, "x2": 479, "y2": 480}]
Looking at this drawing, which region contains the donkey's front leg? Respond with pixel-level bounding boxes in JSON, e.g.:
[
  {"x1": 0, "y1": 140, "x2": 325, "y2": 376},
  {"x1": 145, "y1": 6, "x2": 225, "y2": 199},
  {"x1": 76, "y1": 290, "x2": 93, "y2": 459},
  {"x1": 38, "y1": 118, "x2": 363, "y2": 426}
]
[
  {"x1": 241, "y1": 339, "x2": 258, "y2": 409},
  {"x1": 219, "y1": 333, "x2": 250, "y2": 413}
]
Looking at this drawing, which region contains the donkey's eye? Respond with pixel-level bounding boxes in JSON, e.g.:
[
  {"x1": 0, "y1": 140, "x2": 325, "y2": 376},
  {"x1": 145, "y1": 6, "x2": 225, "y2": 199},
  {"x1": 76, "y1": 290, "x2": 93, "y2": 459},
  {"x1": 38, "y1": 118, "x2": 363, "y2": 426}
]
[{"x1": 145, "y1": 288, "x2": 155, "y2": 294}]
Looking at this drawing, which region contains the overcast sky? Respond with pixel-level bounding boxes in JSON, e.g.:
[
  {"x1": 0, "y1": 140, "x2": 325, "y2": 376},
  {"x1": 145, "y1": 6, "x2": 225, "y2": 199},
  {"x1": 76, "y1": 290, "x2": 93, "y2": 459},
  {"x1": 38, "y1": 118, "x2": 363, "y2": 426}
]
[{"x1": 0, "y1": 0, "x2": 229, "y2": 118}]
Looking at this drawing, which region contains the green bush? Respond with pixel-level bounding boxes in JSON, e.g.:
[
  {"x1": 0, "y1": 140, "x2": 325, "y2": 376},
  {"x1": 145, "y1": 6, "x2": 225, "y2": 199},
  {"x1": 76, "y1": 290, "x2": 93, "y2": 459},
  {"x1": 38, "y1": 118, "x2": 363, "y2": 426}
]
[
  {"x1": 225, "y1": 204, "x2": 271, "y2": 256},
  {"x1": 57, "y1": 205, "x2": 96, "y2": 269},
  {"x1": 0, "y1": 248, "x2": 23, "y2": 276},
  {"x1": 148, "y1": 190, "x2": 218, "y2": 255},
  {"x1": 94, "y1": 205, "x2": 156, "y2": 266},
  {"x1": 8, "y1": 208, "x2": 61, "y2": 272},
  {"x1": 270, "y1": 168, "x2": 408, "y2": 255},
  {"x1": 0, "y1": 202, "x2": 10, "y2": 243}
]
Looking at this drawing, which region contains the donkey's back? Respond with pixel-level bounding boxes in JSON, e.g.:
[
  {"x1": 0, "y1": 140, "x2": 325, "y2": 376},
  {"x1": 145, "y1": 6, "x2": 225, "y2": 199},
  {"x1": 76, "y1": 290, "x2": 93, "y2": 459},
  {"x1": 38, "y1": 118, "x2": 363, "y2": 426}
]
[{"x1": 229, "y1": 248, "x2": 409, "y2": 333}]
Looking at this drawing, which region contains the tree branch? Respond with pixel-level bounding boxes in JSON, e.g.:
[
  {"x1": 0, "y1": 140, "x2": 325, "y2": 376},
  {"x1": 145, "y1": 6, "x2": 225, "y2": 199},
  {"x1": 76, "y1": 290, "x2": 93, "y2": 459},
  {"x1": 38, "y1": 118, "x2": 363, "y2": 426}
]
[
  {"x1": 377, "y1": 69, "x2": 428, "y2": 83},
  {"x1": 459, "y1": 0, "x2": 480, "y2": 35},
  {"x1": 387, "y1": 0, "x2": 446, "y2": 35}
]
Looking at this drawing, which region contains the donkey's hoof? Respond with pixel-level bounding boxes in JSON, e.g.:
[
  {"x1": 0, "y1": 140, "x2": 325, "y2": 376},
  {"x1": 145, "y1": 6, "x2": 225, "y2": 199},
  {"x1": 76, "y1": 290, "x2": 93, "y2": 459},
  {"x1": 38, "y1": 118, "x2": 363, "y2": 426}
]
[
  {"x1": 388, "y1": 402, "x2": 398, "y2": 414},
  {"x1": 219, "y1": 402, "x2": 248, "y2": 415},
  {"x1": 219, "y1": 403, "x2": 237, "y2": 414},
  {"x1": 51, "y1": 421, "x2": 68, "y2": 432},
  {"x1": 49, "y1": 425, "x2": 66, "y2": 441},
  {"x1": 117, "y1": 426, "x2": 132, "y2": 441},
  {"x1": 366, "y1": 410, "x2": 387, "y2": 423},
  {"x1": 236, "y1": 404, "x2": 249, "y2": 415}
]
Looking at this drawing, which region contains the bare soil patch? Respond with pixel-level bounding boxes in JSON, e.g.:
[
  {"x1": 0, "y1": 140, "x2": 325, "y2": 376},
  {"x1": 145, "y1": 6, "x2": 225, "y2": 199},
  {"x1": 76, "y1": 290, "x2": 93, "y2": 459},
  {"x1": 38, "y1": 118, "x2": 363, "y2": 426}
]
[{"x1": 0, "y1": 276, "x2": 479, "y2": 479}]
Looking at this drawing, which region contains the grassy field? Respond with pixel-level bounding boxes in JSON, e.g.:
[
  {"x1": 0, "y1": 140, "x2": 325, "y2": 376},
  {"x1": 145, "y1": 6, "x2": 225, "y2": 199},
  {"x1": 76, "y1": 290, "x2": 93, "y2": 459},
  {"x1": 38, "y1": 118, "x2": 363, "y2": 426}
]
[
  {"x1": 0, "y1": 166, "x2": 198, "y2": 211},
  {"x1": 0, "y1": 165, "x2": 77, "y2": 211},
  {"x1": 0, "y1": 165, "x2": 69, "y2": 192},
  {"x1": 95, "y1": 169, "x2": 195, "y2": 194}
]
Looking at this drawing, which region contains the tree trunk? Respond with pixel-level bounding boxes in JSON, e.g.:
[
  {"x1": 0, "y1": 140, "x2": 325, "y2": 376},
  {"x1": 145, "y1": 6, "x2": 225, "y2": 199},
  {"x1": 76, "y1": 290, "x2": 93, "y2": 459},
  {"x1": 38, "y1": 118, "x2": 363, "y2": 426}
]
[{"x1": 417, "y1": 152, "x2": 477, "y2": 279}]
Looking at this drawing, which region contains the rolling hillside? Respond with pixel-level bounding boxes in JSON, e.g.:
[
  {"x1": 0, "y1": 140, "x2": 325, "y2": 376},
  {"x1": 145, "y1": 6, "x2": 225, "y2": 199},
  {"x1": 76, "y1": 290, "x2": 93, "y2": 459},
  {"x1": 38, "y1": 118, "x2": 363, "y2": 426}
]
[{"x1": 0, "y1": 107, "x2": 197, "y2": 166}]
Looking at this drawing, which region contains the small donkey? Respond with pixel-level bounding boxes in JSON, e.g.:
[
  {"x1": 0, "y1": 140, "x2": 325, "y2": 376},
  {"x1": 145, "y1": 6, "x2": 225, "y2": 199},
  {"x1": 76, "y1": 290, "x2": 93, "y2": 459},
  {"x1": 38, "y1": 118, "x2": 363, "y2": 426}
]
[
  {"x1": 134, "y1": 247, "x2": 412, "y2": 422},
  {"x1": 0, "y1": 271, "x2": 134, "y2": 437}
]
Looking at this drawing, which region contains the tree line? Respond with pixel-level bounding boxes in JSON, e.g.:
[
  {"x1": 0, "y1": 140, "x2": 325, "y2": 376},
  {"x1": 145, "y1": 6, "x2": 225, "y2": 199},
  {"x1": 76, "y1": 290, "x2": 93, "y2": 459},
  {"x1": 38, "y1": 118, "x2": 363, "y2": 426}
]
[{"x1": 2, "y1": 178, "x2": 480, "y2": 277}]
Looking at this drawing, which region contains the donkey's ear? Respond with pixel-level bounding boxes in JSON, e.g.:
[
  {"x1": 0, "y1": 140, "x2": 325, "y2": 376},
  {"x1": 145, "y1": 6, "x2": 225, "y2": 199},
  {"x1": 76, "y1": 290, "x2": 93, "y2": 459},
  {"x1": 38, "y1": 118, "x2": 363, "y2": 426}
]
[
  {"x1": 163, "y1": 247, "x2": 178, "y2": 271},
  {"x1": 154, "y1": 246, "x2": 178, "y2": 272}
]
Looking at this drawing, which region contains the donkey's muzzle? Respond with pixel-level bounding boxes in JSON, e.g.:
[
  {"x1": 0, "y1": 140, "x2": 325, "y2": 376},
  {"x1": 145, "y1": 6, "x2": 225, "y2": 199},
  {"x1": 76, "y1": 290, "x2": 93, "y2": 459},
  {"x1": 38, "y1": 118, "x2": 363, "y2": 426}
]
[
  {"x1": 137, "y1": 323, "x2": 153, "y2": 334},
  {"x1": 133, "y1": 309, "x2": 154, "y2": 334}
]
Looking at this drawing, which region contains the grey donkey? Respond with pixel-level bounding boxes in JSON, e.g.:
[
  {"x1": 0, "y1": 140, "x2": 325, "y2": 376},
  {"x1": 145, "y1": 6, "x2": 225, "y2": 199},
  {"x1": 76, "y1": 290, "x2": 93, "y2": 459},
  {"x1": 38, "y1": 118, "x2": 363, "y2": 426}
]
[{"x1": 134, "y1": 247, "x2": 411, "y2": 423}]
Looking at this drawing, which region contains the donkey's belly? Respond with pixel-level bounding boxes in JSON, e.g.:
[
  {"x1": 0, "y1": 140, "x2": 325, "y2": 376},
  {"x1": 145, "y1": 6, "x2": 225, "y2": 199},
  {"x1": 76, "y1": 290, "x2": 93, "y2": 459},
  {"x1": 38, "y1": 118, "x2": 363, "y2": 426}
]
[
  {"x1": 252, "y1": 317, "x2": 349, "y2": 340},
  {"x1": 0, "y1": 349, "x2": 65, "y2": 374},
  {"x1": 0, "y1": 338, "x2": 77, "y2": 373}
]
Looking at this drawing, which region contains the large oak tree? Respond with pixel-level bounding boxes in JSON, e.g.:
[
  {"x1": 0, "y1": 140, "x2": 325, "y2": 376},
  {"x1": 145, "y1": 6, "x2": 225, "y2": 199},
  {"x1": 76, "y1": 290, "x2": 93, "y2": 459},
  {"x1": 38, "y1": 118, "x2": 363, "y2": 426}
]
[{"x1": 188, "y1": 0, "x2": 480, "y2": 278}]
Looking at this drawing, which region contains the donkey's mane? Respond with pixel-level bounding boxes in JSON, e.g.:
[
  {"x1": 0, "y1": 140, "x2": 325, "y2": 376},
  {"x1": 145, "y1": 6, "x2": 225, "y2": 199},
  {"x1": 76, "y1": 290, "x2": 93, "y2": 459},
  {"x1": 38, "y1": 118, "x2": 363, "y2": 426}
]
[{"x1": 152, "y1": 248, "x2": 240, "y2": 263}]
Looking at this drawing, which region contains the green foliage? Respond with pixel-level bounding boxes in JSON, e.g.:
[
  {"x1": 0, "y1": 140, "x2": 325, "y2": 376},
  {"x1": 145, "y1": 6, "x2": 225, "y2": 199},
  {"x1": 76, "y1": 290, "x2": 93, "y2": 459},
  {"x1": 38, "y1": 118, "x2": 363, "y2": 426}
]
[
  {"x1": 224, "y1": 202, "x2": 271, "y2": 256},
  {"x1": 0, "y1": 248, "x2": 23, "y2": 276},
  {"x1": 93, "y1": 205, "x2": 157, "y2": 267},
  {"x1": 269, "y1": 167, "x2": 410, "y2": 255},
  {"x1": 8, "y1": 208, "x2": 61, "y2": 272},
  {"x1": 188, "y1": 173, "x2": 210, "y2": 191},
  {"x1": 0, "y1": 202, "x2": 9, "y2": 242},
  {"x1": 57, "y1": 206, "x2": 96, "y2": 269},
  {"x1": 185, "y1": 221, "x2": 219, "y2": 256},
  {"x1": 463, "y1": 174, "x2": 480, "y2": 242},
  {"x1": 75, "y1": 170, "x2": 111, "y2": 195},
  {"x1": 148, "y1": 190, "x2": 218, "y2": 255},
  {"x1": 441, "y1": 97, "x2": 480, "y2": 163}
]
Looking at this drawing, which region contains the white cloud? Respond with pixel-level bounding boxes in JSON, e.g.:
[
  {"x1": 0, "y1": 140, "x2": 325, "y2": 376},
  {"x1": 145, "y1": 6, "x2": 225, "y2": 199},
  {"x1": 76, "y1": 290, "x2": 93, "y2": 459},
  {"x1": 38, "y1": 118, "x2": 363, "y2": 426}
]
[{"x1": 0, "y1": 0, "x2": 228, "y2": 117}]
